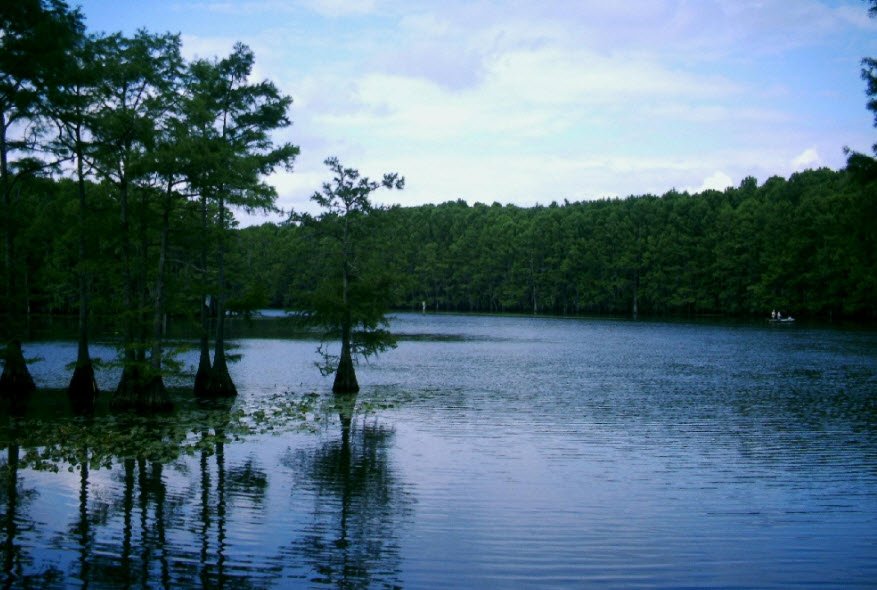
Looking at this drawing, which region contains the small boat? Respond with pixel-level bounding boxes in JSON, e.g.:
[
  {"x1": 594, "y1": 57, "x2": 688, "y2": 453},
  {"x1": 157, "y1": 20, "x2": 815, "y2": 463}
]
[{"x1": 768, "y1": 316, "x2": 795, "y2": 323}]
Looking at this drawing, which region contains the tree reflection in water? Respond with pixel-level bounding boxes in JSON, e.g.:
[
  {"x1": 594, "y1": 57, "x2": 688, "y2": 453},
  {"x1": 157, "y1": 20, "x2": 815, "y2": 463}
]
[
  {"x1": 0, "y1": 389, "x2": 411, "y2": 588},
  {"x1": 281, "y1": 394, "x2": 413, "y2": 589},
  {"x1": 68, "y1": 441, "x2": 182, "y2": 588},
  {"x1": 0, "y1": 395, "x2": 248, "y2": 589},
  {"x1": 1, "y1": 423, "x2": 65, "y2": 588}
]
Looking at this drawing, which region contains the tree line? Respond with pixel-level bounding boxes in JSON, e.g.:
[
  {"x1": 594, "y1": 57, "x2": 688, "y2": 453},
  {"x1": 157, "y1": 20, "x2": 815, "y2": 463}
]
[{"x1": 236, "y1": 166, "x2": 875, "y2": 320}]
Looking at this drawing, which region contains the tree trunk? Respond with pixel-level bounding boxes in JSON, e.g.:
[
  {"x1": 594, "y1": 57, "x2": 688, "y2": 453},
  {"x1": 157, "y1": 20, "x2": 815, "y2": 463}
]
[
  {"x1": 194, "y1": 195, "x2": 211, "y2": 396},
  {"x1": 207, "y1": 193, "x2": 236, "y2": 397},
  {"x1": 0, "y1": 340, "x2": 36, "y2": 405},
  {"x1": 333, "y1": 315, "x2": 359, "y2": 393},
  {"x1": 136, "y1": 190, "x2": 150, "y2": 365},
  {"x1": 68, "y1": 135, "x2": 97, "y2": 413},
  {"x1": 143, "y1": 187, "x2": 173, "y2": 411},
  {"x1": 1, "y1": 109, "x2": 12, "y2": 318},
  {"x1": 113, "y1": 173, "x2": 141, "y2": 409},
  {"x1": 68, "y1": 353, "x2": 97, "y2": 414},
  {"x1": 333, "y1": 223, "x2": 359, "y2": 394},
  {"x1": 194, "y1": 297, "x2": 212, "y2": 396}
]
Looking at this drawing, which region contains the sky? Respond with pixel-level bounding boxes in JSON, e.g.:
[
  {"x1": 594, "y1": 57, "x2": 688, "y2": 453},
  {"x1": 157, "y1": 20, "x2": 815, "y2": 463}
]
[{"x1": 73, "y1": 0, "x2": 877, "y2": 224}]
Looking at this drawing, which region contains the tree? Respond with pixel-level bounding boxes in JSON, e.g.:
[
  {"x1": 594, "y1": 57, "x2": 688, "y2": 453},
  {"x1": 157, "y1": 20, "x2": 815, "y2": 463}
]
[
  {"x1": 845, "y1": 0, "x2": 877, "y2": 181},
  {"x1": 184, "y1": 43, "x2": 298, "y2": 398},
  {"x1": 45, "y1": 30, "x2": 102, "y2": 410},
  {"x1": 88, "y1": 30, "x2": 184, "y2": 411},
  {"x1": 0, "y1": 0, "x2": 83, "y2": 401},
  {"x1": 839, "y1": 0, "x2": 877, "y2": 318},
  {"x1": 296, "y1": 157, "x2": 403, "y2": 394}
]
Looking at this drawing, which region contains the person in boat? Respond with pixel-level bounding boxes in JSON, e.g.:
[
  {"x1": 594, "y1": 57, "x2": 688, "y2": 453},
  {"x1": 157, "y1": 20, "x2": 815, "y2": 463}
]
[{"x1": 771, "y1": 310, "x2": 777, "y2": 319}]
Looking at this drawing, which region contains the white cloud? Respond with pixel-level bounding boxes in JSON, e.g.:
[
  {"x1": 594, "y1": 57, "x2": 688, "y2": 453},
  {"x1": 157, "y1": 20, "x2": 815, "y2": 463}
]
[
  {"x1": 344, "y1": 151, "x2": 741, "y2": 209},
  {"x1": 311, "y1": 40, "x2": 744, "y2": 150},
  {"x1": 792, "y1": 148, "x2": 821, "y2": 171},
  {"x1": 689, "y1": 171, "x2": 734, "y2": 194}
]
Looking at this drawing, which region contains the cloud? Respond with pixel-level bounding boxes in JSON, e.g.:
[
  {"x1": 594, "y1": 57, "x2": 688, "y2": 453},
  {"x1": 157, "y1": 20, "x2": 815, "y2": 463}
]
[
  {"x1": 689, "y1": 171, "x2": 734, "y2": 194},
  {"x1": 792, "y1": 148, "x2": 821, "y2": 170},
  {"x1": 314, "y1": 41, "x2": 744, "y2": 151},
  {"x1": 344, "y1": 151, "x2": 746, "y2": 209}
]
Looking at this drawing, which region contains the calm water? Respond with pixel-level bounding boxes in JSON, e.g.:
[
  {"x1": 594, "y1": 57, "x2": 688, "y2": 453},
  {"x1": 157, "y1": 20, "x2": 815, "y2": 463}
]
[{"x1": 2, "y1": 313, "x2": 876, "y2": 588}]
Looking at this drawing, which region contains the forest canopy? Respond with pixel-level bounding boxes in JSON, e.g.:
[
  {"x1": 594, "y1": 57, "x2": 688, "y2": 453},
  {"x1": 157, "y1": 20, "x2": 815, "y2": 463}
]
[{"x1": 238, "y1": 167, "x2": 876, "y2": 320}]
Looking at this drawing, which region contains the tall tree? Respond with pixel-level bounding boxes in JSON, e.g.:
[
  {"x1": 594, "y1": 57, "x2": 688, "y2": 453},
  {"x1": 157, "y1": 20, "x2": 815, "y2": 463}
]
[
  {"x1": 841, "y1": 0, "x2": 877, "y2": 318},
  {"x1": 89, "y1": 30, "x2": 183, "y2": 411},
  {"x1": 45, "y1": 31, "x2": 102, "y2": 410},
  {"x1": 296, "y1": 157, "x2": 403, "y2": 394},
  {"x1": 185, "y1": 43, "x2": 298, "y2": 397},
  {"x1": 138, "y1": 62, "x2": 196, "y2": 406},
  {"x1": 0, "y1": 0, "x2": 82, "y2": 400}
]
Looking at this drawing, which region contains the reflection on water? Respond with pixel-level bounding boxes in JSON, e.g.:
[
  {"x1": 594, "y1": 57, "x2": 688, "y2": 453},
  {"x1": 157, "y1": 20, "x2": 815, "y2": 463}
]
[
  {"x1": 0, "y1": 397, "x2": 408, "y2": 588},
  {"x1": 1, "y1": 313, "x2": 876, "y2": 588},
  {"x1": 281, "y1": 396, "x2": 412, "y2": 588}
]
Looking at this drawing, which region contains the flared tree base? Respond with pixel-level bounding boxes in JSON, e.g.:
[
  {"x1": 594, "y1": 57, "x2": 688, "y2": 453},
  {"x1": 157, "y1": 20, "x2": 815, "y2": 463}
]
[
  {"x1": 193, "y1": 357, "x2": 212, "y2": 398},
  {"x1": 140, "y1": 375, "x2": 172, "y2": 412},
  {"x1": 68, "y1": 362, "x2": 98, "y2": 415},
  {"x1": 111, "y1": 366, "x2": 173, "y2": 413},
  {"x1": 204, "y1": 368, "x2": 237, "y2": 397},
  {"x1": 203, "y1": 355, "x2": 237, "y2": 398},
  {"x1": 0, "y1": 340, "x2": 36, "y2": 401},
  {"x1": 332, "y1": 352, "x2": 359, "y2": 394}
]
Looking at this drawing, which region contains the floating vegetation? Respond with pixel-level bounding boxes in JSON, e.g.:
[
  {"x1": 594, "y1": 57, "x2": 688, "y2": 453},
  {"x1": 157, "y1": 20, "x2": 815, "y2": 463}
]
[{"x1": 0, "y1": 388, "x2": 347, "y2": 473}]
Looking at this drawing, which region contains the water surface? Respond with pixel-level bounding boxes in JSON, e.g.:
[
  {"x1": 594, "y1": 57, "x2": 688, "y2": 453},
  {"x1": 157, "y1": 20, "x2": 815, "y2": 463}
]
[{"x1": 2, "y1": 314, "x2": 876, "y2": 588}]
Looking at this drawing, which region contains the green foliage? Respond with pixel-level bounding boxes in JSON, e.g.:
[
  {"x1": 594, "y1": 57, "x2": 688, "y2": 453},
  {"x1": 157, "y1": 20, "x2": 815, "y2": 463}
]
[
  {"x1": 290, "y1": 158, "x2": 404, "y2": 377},
  {"x1": 1, "y1": 0, "x2": 85, "y2": 323},
  {"x1": 255, "y1": 168, "x2": 876, "y2": 320},
  {"x1": 1, "y1": 4, "x2": 298, "y2": 403},
  {"x1": 0, "y1": 389, "x2": 327, "y2": 471}
]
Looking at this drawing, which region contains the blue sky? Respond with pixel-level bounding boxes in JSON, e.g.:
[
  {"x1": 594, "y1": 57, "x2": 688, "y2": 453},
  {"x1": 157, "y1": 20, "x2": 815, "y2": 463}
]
[{"x1": 73, "y1": 0, "x2": 877, "y2": 223}]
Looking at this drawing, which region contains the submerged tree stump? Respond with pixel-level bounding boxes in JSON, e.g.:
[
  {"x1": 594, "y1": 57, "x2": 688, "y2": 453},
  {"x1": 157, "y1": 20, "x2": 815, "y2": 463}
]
[{"x1": 0, "y1": 340, "x2": 36, "y2": 400}]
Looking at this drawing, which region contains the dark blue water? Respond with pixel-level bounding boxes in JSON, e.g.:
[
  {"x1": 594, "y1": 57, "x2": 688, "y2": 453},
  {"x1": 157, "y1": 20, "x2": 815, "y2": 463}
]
[{"x1": 2, "y1": 314, "x2": 876, "y2": 588}]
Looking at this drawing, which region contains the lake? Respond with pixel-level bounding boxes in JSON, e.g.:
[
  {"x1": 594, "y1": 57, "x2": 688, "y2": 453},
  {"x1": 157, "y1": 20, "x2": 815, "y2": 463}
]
[{"x1": 2, "y1": 313, "x2": 876, "y2": 588}]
